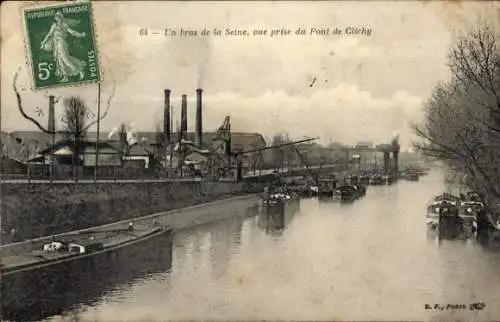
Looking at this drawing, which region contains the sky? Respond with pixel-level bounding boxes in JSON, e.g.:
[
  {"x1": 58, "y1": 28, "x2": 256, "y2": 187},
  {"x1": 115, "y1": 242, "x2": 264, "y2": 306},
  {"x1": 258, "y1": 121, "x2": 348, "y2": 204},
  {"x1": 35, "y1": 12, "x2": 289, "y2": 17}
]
[{"x1": 1, "y1": 1, "x2": 498, "y2": 149}]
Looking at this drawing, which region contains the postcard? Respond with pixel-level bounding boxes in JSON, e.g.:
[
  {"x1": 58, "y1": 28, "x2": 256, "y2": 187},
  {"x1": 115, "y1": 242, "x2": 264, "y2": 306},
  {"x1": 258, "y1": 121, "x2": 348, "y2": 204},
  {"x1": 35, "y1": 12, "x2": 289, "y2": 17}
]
[{"x1": 1, "y1": 1, "x2": 499, "y2": 321}]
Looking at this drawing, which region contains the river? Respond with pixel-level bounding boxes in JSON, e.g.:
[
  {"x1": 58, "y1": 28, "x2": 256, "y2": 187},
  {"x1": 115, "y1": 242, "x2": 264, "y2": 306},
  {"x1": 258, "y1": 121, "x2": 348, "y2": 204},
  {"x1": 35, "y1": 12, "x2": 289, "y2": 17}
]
[{"x1": 44, "y1": 169, "x2": 500, "y2": 322}]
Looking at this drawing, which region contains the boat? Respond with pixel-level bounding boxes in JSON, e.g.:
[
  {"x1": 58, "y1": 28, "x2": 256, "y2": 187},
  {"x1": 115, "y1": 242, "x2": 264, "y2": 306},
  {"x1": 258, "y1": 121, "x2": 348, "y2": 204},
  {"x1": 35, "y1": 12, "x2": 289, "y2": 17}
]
[
  {"x1": 259, "y1": 191, "x2": 299, "y2": 232},
  {"x1": 434, "y1": 192, "x2": 461, "y2": 204},
  {"x1": 310, "y1": 177, "x2": 337, "y2": 197},
  {"x1": 261, "y1": 191, "x2": 299, "y2": 211},
  {"x1": 369, "y1": 173, "x2": 384, "y2": 185},
  {"x1": 426, "y1": 193, "x2": 460, "y2": 231},
  {"x1": 383, "y1": 173, "x2": 396, "y2": 185},
  {"x1": 465, "y1": 191, "x2": 482, "y2": 202},
  {"x1": 459, "y1": 200, "x2": 483, "y2": 234},
  {"x1": 359, "y1": 174, "x2": 370, "y2": 185},
  {"x1": 1, "y1": 222, "x2": 173, "y2": 321},
  {"x1": 344, "y1": 174, "x2": 358, "y2": 185},
  {"x1": 333, "y1": 184, "x2": 366, "y2": 202},
  {"x1": 418, "y1": 167, "x2": 430, "y2": 176},
  {"x1": 281, "y1": 176, "x2": 311, "y2": 197},
  {"x1": 400, "y1": 169, "x2": 419, "y2": 181}
]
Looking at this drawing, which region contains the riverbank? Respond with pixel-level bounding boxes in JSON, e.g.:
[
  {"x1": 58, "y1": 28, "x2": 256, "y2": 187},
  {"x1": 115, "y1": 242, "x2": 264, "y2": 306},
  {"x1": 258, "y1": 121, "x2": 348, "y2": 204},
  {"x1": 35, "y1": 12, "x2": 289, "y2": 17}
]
[
  {"x1": 0, "y1": 180, "x2": 251, "y2": 244},
  {"x1": 0, "y1": 164, "x2": 368, "y2": 244},
  {"x1": 0, "y1": 194, "x2": 259, "y2": 257}
]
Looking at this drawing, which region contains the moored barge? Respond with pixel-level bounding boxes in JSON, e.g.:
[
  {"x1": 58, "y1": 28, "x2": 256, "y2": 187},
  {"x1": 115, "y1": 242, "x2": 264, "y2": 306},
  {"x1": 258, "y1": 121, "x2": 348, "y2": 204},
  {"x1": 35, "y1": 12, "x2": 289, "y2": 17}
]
[
  {"x1": 426, "y1": 193, "x2": 460, "y2": 230},
  {"x1": 369, "y1": 173, "x2": 384, "y2": 185},
  {"x1": 332, "y1": 184, "x2": 366, "y2": 202},
  {"x1": 259, "y1": 192, "x2": 299, "y2": 232},
  {"x1": 1, "y1": 222, "x2": 173, "y2": 321},
  {"x1": 459, "y1": 200, "x2": 483, "y2": 234},
  {"x1": 400, "y1": 169, "x2": 419, "y2": 181}
]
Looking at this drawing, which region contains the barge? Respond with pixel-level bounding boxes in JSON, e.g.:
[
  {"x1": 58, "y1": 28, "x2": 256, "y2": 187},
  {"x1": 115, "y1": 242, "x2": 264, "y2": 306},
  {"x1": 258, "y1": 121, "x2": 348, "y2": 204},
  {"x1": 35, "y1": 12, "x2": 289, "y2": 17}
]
[
  {"x1": 369, "y1": 174, "x2": 384, "y2": 185},
  {"x1": 332, "y1": 184, "x2": 366, "y2": 202},
  {"x1": 259, "y1": 192, "x2": 299, "y2": 232},
  {"x1": 459, "y1": 200, "x2": 483, "y2": 234},
  {"x1": 383, "y1": 173, "x2": 396, "y2": 185},
  {"x1": 310, "y1": 177, "x2": 337, "y2": 197},
  {"x1": 426, "y1": 193, "x2": 461, "y2": 232},
  {"x1": 1, "y1": 222, "x2": 173, "y2": 321},
  {"x1": 359, "y1": 174, "x2": 370, "y2": 185},
  {"x1": 400, "y1": 170, "x2": 419, "y2": 181}
]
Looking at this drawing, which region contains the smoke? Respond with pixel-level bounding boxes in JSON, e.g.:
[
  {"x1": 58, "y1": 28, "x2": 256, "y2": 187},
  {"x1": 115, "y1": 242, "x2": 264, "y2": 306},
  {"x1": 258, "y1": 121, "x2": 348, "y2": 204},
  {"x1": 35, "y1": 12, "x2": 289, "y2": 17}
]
[
  {"x1": 168, "y1": 34, "x2": 213, "y2": 89},
  {"x1": 197, "y1": 37, "x2": 212, "y2": 88}
]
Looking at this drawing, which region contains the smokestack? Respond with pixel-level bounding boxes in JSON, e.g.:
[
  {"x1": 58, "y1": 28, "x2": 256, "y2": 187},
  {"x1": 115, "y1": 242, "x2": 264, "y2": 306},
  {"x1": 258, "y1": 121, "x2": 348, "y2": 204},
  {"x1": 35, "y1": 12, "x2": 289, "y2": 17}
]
[
  {"x1": 181, "y1": 94, "x2": 187, "y2": 138},
  {"x1": 196, "y1": 88, "x2": 203, "y2": 147},
  {"x1": 163, "y1": 89, "x2": 171, "y2": 145},
  {"x1": 48, "y1": 95, "x2": 55, "y2": 132}
]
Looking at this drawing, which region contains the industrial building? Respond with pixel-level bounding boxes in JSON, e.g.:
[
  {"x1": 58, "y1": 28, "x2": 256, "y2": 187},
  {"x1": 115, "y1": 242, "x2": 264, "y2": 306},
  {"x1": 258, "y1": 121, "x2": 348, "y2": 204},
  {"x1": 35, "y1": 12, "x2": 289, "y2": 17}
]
[{"x1": 4, "y1": 88, "x2": 267, "y2": 179}]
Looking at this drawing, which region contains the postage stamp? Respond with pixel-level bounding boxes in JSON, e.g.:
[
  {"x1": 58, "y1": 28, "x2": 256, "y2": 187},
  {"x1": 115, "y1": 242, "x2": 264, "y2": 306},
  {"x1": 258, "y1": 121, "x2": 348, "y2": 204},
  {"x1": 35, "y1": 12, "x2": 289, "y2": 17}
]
[{"x1": 22, "y1": 1, "x2": 100, "y2": 90}]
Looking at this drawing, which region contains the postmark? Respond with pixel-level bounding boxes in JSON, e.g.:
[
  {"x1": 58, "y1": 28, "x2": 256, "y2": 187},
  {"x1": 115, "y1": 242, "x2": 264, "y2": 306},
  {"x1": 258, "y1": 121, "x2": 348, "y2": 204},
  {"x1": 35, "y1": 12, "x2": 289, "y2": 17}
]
[{"x1": 22, "y1": 1, "x2": 100, "y2": 90}]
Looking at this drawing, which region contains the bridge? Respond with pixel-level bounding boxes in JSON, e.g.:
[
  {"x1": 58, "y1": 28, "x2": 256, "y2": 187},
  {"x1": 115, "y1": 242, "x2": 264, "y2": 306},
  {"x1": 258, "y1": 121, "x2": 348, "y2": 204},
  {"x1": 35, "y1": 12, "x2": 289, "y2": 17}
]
[{"x1": 340, "y1": 137, "x2": 401, "y2": 175}]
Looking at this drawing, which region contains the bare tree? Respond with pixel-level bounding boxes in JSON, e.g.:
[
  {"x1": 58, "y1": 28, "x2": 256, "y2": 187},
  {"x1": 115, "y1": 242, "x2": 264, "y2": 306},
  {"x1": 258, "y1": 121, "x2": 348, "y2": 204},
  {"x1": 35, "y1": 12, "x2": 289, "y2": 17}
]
[
  {"x1": 13, "y1": 67, "x2": 115, "y2": 136},
  {"x1": 413, "y1": 20, "x2": 500, "y2": 206},
  {"x1": 60, "y1": 97, "x2": 90, "y2": 174},
  {"x1": 12, "y1": 66, "x2": 116, "y2": 178}
]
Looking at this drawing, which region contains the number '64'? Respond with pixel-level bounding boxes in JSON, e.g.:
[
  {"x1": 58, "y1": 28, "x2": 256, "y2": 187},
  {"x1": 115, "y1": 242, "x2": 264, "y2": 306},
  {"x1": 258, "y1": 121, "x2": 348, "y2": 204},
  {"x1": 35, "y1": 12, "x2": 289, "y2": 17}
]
[{"x1": 38, "y1": 62, "x2": 54, "y2": 80}]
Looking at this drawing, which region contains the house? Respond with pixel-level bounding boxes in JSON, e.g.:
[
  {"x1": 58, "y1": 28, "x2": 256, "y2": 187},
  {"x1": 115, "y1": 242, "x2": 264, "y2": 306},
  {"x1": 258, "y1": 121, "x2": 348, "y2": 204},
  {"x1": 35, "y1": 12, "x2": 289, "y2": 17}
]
[
  {"x1": 7, "y1": 130, "x2": 267, "y2": 171},
  {"x1": 123, "y1": 143, "x2": 155, "y2": 168},
  {"x1": 27, "y1": 139, "x2": 122, "y2": 167}
]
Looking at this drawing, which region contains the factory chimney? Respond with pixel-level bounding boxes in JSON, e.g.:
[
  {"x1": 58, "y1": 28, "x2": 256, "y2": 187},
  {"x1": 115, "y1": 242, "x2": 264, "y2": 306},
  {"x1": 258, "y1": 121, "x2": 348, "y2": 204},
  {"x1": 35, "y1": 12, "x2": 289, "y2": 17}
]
[
  {"x1": 48, "y1": 95, "x2": 55, "y2": 132},
  {"x1": 163, "y1": 89, "x2": 171, "y2": 145},
  {"x1": 181, "y1": 94, "x2": 188, "y2": 139},
  {"x1": 196, "y1": 88, "x2": 203, "y2": 147}
]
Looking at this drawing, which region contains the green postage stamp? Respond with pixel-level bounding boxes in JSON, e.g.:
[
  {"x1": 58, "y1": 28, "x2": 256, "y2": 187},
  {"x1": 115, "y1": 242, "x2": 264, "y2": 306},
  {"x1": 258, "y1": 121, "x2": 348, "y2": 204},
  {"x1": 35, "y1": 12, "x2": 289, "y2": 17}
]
[{"x1": 22, "y1": 1, "x2": 100, "y2": 90}]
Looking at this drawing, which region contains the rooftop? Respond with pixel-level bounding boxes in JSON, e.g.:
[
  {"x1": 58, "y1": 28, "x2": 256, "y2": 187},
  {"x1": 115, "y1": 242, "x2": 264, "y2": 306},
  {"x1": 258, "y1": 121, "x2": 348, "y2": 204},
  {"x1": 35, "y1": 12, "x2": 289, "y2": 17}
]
[{"x1": 6, "y1": 131, "x2": 266, "y2": 149}]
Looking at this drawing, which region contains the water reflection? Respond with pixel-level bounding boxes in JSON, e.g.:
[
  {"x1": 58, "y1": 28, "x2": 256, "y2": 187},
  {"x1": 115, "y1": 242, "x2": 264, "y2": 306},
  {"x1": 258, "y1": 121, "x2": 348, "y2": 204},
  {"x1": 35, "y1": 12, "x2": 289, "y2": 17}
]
[
  {"x1": 257, "y1": 199, "x2": 299, "y2": 236},
  {"x1": 34, "y1": 169, "x2": 500, "y2": 321},
  {"x1": 208, "y1": 216, "x2": 244, "y2": 282}
]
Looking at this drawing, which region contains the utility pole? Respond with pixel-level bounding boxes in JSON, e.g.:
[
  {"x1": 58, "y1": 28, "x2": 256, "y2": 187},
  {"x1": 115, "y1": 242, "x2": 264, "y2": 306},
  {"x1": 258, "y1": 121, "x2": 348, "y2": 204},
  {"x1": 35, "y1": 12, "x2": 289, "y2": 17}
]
[
  {"x1": 94, "y1": 82, "x2": 101, "y2": 182},
  {"x1": 169, "y1": 104, "x2": 173, "y2": 178},
  {"x1": 0, "y1": 87, "x2": 2, "y2": 246},
  {"x1": 48, "y1": 95, "x2": 55, "y2": 182}
]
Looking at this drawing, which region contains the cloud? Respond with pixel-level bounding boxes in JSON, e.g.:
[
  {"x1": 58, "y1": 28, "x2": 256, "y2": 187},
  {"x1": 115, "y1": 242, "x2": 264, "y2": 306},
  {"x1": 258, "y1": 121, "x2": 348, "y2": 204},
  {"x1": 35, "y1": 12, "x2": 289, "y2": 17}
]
[
  {"x1": 122, "y1": 83, "x2": 423, "y2": 148},
  {"x1": 3, "y1": 0, "x2": 491, "y2": 150}
]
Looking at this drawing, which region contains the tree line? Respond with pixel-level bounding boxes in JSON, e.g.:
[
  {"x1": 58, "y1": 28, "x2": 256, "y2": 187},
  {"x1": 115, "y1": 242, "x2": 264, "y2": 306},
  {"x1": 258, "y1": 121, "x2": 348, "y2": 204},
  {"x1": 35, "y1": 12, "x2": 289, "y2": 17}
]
[{"x1": 412, "y1": 19, "x2": 500, "y2": 208}]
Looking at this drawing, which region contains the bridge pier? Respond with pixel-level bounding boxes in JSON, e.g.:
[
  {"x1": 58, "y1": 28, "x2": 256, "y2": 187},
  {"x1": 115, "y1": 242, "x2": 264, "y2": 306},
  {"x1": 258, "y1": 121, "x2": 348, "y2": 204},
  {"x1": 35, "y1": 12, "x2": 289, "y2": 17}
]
[
  {"x1": 382, "y1": 150, "x2": 399, "y2": 175},
  {"x1": 383, "y1": 152, "x2": 390, "y2": 174},
  {"x1": 393, "y1": 151, "x2": 399, "y2": 174}
]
